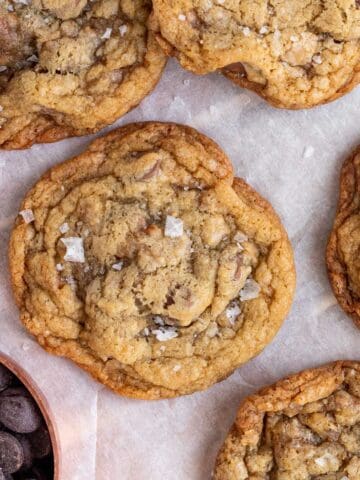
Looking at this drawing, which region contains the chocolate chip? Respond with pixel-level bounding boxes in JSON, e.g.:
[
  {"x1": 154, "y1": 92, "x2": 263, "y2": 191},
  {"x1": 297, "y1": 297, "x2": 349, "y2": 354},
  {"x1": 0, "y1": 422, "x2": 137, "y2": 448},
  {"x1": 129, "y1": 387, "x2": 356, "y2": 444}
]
[
  {"x1": 0, "y1": 432, "x2": 24, "y2": 474},
  {"x1": 22, "y1": 465, "x2": 47, "y2": 480},
  {"x1": 223, "y1": 62, "x2": 246, "y2": 76},
  {"x1": 0, "y1": 368, "x2": 12, "y2": 393},
  {"x1": 29, "y1": 427, "x2": 51, "y2": 459},
  {"x1": 0, "y1": 469, "x2": 13, "y2": 480},
  {"x1": 0, "y1": 395, "x2": 41, "y2": 434},
  {"x1": 15, "y1": 436, "x2": 32, "y2": 470}
]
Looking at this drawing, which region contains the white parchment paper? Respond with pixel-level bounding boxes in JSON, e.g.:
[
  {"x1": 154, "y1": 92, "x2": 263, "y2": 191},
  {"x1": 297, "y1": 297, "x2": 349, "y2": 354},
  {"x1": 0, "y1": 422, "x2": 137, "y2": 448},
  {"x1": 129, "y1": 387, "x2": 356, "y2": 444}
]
[{"x1": 0, "y1": 59, "x2": 360, "y2": 480}]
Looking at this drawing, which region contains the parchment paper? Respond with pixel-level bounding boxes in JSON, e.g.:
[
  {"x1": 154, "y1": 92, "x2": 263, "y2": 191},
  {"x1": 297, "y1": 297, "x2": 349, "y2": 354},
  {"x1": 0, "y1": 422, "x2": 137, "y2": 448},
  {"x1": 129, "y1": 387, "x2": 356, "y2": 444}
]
[{"x1": 1, "y1": 59, "x2": 360, "y2": 480}]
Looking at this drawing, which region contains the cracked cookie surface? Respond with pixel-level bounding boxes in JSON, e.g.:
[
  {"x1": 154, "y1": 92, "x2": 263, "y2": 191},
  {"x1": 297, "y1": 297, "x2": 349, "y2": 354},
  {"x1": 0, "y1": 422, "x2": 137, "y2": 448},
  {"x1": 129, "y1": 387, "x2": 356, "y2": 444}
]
[
  {"x1": 327, "y1": 147, "x2": 360, "y2": 328},
  {"x1": 9, "y1": 122, "x2": 295, "y2": 399},
  {"x1": 214, "y1": 361, "x2": 360, "y2": 480},
  {"x1": 152, "y1": 0, "x2": 360, "y2": 108},
  {"x1": 0, "y1": 0, "x2": 166, "y2": 149}
]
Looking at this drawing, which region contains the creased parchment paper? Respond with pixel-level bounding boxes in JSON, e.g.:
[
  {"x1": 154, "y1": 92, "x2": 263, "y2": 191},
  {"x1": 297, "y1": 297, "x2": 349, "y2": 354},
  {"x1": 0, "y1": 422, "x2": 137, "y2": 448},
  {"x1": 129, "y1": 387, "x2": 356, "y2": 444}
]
[{"x1": 0, "y1": 60, "x2": 360, "y2": 480}]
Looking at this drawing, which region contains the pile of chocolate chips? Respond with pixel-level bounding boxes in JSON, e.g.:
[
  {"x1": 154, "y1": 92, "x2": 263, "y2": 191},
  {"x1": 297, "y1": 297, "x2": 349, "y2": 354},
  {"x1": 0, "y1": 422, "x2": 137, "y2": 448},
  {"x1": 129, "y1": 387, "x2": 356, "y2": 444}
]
[{"x1": 0, "y1": 364, "x2": 54, "y2": 479}]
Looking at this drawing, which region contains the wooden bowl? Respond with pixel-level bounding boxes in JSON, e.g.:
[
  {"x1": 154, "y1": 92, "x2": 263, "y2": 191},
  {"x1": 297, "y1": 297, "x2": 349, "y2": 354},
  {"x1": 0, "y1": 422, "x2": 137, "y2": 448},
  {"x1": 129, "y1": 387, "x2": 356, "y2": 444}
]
[{"x1": 0, "y1": 352, "x2": 61, "y2": 479}]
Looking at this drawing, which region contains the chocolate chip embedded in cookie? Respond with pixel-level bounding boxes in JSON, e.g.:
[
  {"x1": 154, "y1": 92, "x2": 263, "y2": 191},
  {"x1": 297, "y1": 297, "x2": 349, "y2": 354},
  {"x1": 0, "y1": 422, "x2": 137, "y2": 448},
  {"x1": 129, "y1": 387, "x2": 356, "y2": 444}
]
[
  {"x1": 327, "y1": 148, "x2": 360, "y2": 328},
  {"x1": 214, "y1": 361, "x2": 360, "y2": 480},
  {"x1": 9, "y1": 122, "x2": 295, "y2": 399},
  {"x1": 152, "y1": 0, "x2": 360, "y2": 109},
  {"x1": 0, "y1": 1, "x2": 166, "y2": 149}
]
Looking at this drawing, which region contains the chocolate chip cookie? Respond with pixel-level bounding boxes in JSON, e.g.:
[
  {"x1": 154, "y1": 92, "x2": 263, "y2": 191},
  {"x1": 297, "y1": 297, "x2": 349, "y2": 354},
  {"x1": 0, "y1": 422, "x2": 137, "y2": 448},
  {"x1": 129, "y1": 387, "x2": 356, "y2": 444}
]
[
  {"x1": 152, "y1": 1, "x2": 360, "y2": 109},
  {"x1": 0, "y1": 0, "x2": 166, "y2": 149},
  {"x1": 9, "y1": 122, "x2": 295, "y2": 399},
  {"x1": 327, "y1": 147, "x2": 360, "y2": 328},
  {"x1": 214, "y1": 361, "x2": 360, "y2": 480}
]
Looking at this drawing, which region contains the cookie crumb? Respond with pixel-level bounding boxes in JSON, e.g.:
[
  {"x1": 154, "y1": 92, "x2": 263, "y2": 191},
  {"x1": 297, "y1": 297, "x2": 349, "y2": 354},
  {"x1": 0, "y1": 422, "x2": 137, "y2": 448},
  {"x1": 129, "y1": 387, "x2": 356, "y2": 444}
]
[
  {"x1": 240, "y1": 279, "x2": 261, "y2": 301},
  {"x1": 164, "y1": 215, "x2": 183, "y2": 238},
  {"x1": 61, "y1": 237, "x2": 85, "y2": 263},
  {"x1": 59, "y1": 222, "x2": 69, "y2": 234},
  {"x1": 19, "y1": 209, "x2": 35, "y2": 224}
]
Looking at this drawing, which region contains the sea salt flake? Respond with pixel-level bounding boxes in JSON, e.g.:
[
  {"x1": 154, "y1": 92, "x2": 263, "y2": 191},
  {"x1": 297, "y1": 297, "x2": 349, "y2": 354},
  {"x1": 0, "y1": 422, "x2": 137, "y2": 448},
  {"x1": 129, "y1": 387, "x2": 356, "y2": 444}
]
[
  {"x1": 173, "y1": 365, "x2": 181, "y2": 372},
  {"x1": 61, "y1": 237, "x2": 85, "y2": 263},
  {"x1": 303, "y1": 145, "x2": 314, "y2": 158},
  {"x1": 143, "y1": 327, "x2": 150, "y2": 336},
  {"x1": 314, "y1": 453, "x2": 335, "y2": 467},
  {"x1": 19, "y1": 209, "x2": 35, "y2": 223},
  {"x1": 56, "y1": 263, "x2": 64, "y2": 271},
  {"x1": 178, "y1": 13, "x2": 186, "y2": 21},
  {"x1": 240, "y1": 279, "x2": 261, "y2": 301},
  {"x1": 312, "y1": 54, "x2": 322, "y2": 65},
  {"x1": 164, "y1": 215, "x2": 183, "y2": 238},
  {"x1": 153, "y1": 327, "x2": 178, "y2": 342},
  {"x1": 290, "y1": 35, "x2": 299, "y2": 42},
  {"x1": 14, "y1": 0, "x2": 29, "y2": 4},
  {"x1": 101, "y1": 28, "x2": 112, "y2": 39},
  {"x1": 59, "y1": 222, "x2": 69, "y2": 234},
  {"x1": 259, "y1": 26, "x2": 268, "y2": 35},
  {"x1": 119, "y1": 25, "x2": 127, "y2": 36},
  {"x1": 234, "y1": 231, "x2": 248, "y2": 243},
  {"x1": 153, "y1": 315, "x2": 165, "y2": 326},
  {"x1": 27, "y1": 54, "x2": 38, "y2": 63},
  {"x1": 112, "y1": 261, "x2": 123, "y2": 271},
  {"x1": 226, "y1": 302, "x2": 241, "y2": 325},
  {"x1": 0, "y1": 66, "x2": 7, "y2": 72},
  {"x1": 242, "y1": 27, "x2": 251, "y2": 36}
]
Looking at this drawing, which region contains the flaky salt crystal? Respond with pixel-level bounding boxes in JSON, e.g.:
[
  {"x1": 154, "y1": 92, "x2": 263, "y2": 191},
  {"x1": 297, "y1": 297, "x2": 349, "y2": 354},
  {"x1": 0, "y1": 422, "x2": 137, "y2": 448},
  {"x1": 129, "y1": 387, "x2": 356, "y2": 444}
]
[
  {"x1": 164, "y1": 215, "x2": 183, "y2": 238},
  {"x1": 112, "y1": 261, "x2": 123, "y2": 271},
  {"x1": 259, "y1": 26, "x2": 268, "y2": 35},
  {"x1": 154, "y1": 315, "x2": 165, "y2": 326},
  {"x1": 312, "y1": 54, "x2": 322, "y2": 65},
  {"x1": 242, "y1": 27, "x2": 251, "y2": 36},
  {"x1": 173, "y1": 365, "x2": 181, "y2": 372},
  {"x1": 61, "y1": 237, "x2": 85, "y2": 263},
  {"x1": 0, "y1": 66, "x2": 7, "y2": 72},
  {"x1": 153, "y1": 327, "x2": 178, "y2": 341},
  {"x1": 19, "y1": 209, "x2": 35, "y2": 224},
  {"x1": 178, "y1": 13, "x2": 186, "y2": 21},
  {"x1": 143, "y1": 327, "x2": 150, "y2": 336},
  {"x1": 56, "y1": 263, "x2": 64, "y2": 271},
  {"x1": 27, "y1": 55, "x2": 38, "y2": 63},
  {"x1": 119, "y1": 25, "x2": 127, "y2": 36},
  {"x1": 59, "y1": 222, "x2": 69, "y2": 234},
  {"x1": 234, "y1": 231, "x2": 248, "y2": 243},
  {"x1": 101, "y1": 28, "x2": 112, "y2": 39},
  {"x1": 226, "y1": 302, "x2": 241, "y2": 325},
  {"x1": 240, "y1": 279, "x2": 261, "y2": 301}
]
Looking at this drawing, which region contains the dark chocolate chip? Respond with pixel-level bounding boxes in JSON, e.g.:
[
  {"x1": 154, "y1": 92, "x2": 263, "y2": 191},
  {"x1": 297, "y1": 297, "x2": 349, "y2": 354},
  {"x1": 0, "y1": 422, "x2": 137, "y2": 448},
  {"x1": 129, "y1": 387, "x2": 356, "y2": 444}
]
[
  {"x1": 0, "y1": 396, "x2": 41, "y2": 434},
  {"x1": 0, "y1": 368, "x2": 12, "y2": 393},
  {"x1": 22, "y1": 465, "x2": 47, "y2": 480},
  {"x1": 15, "y1": 436, "x2": 32, "y2": 470},
  {"x1": 29, "y1": 427, "x2": 51, "y2": 459},
  {"x1": 0, "y1": 469, "x2": 13, "y2": 480},
  {"x1": 0, "y1": 432, "x2": 24, "y2": 474}
]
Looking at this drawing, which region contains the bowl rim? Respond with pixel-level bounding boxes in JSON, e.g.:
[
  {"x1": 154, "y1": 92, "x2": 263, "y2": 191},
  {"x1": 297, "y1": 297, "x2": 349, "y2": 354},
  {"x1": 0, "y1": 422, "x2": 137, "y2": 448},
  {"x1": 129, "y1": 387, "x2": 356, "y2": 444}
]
[{"x1": 0, "y1": 351, "x2": 61, "y2": 479}]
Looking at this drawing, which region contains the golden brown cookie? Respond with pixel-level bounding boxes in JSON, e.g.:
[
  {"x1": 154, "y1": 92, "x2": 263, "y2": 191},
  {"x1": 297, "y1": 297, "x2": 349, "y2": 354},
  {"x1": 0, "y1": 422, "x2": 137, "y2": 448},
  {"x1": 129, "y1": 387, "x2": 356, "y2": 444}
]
[
  {"x1": 9, "y1": 122, "x2": 295, "y2": 399},
  {"x1": 327, "y1": 148, "x2": 360, "y2": 328},
  {"x1": 214, "y1": 361, "x2": 360, "y2": 480},
  {"x1": 0, "y1": 1, "x2": 166, "y2": 149},
  {"x1": 152, "y1": 1, "x2": 360, "y2": 109}
]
